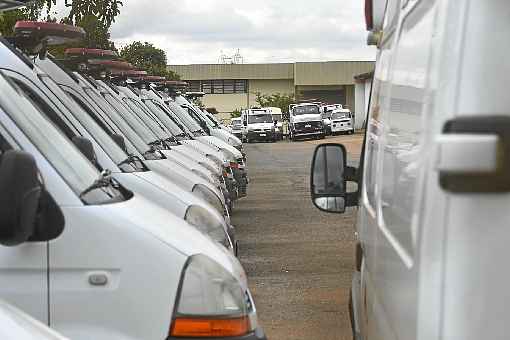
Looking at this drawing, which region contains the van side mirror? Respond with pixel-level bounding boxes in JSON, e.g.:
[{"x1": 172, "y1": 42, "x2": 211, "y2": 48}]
[
  {"x1": 112, "y1": 133, "x2": 127, "y2": 152},
  {"x1": 0, "y1": 150, "x2": 64, "y2": 246},
  {"x1": 243, "y1": 121, "x2": 247, "y2": 127},
  {"x1": 72, "y1": 136, "x2": 96, "y2": 163},
  {"x1": 310, "y1": 143, "x2": 358, "y2": 213}
]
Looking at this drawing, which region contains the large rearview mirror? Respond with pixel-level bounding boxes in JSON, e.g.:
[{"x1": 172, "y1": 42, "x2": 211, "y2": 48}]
[
  {"x1": 310, "y1": 144, "x2": 347, "y2": 213},
  {"x1": 310, "y1": 143, "x2": 358, "y2": 213},
  {"x1": 0, "y1": 150, "x2": 64, "y2": 246}
]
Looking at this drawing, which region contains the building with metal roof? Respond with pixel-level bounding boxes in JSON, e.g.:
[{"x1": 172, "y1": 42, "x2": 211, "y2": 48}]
[{"x1": 168, "y1": 61, "x2": 374, "y2": 122}]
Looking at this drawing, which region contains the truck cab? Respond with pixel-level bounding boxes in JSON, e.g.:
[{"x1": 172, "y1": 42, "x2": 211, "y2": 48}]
[
  {"x1": 242, "y1": 108, "x2": 276, "y2": 143},
  {"x1": 289, "y1": 103, "x2": 324, "y2": 141}
]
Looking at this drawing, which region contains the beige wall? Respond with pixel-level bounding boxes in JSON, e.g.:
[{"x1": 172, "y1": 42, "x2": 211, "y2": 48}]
[
  {"x1": 202, "y1": 93, "x2": 248, "y2": 114},
  {"x1": 294, "y1": 61, "x2": 374, "y2": 86},
  {"x1": 168, "y1": 63, "x2": 294, "y2": 80},
  {"x1": 248, "y1": 79, "x2": 295, "y2": 107}
]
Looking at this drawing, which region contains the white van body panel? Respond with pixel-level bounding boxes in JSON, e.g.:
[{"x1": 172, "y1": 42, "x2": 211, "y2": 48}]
[
  {"x1": 144, "y1": 158, "x2": 222, "y2": 197},
  {"x1": 0, "y1": 300, "x2": 69, "y2": 340},
  {"x1": 356, "y1": 1, "x2": 510, "y2": 340},
  {"x1": 180, "y1": 139, "x2": 230, "y2": 165},
  {"x1": 199, "y1": 136, "x2": 243, "y2": 160}
]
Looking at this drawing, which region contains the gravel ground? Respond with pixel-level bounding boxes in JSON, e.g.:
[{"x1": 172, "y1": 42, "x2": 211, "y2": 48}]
[{"x1": 232, "y1": 133, "x2": 364, "y2": 340}]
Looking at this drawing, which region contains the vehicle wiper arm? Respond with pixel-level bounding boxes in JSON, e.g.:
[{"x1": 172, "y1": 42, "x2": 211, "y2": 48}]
[
  {"x1": 79, "y1": 169, "x2": 112, "y2": 199},
  {"x1": 118, "y1": 153, "x2": 143, "y2": 167}
]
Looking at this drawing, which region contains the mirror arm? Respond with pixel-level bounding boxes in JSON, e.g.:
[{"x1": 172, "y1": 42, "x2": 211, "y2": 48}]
[
  {"x1": 345, "y1": 192, "x2": 359, "y2": 207},
  {"x1": 345, "y1": 166, "x2": 358, "y2": 182}
]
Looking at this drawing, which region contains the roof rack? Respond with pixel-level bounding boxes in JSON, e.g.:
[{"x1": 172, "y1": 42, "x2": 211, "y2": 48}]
[
  {"x1": 65, "y1": 48, "x2": 119, "y2": 60},
  {"x1": 13, "y1": 21, "x2": 85, "y2": 58}
]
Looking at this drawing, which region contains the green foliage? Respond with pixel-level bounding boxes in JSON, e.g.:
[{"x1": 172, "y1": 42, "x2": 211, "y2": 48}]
[
  {"x1": 64, "y1": 0, "x2": 122, "y2": 28},
  {"x1": 0, "y1": 0, "x2": 55, "y2": 36},
  {"x1": 255, "y1": 92, "x2": 295, "y2": 114},
  {"x1": 230, "y1": 108, "x2": 242, "y2": 118},
  {"x1": 0, "y1": 0, "x2": 120, "y2": 57},
  {"x1": 120, "y1": 41, "x2": 180, "y2": 80}
]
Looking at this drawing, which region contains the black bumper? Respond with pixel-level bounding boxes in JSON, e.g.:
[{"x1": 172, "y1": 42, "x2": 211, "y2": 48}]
[
  {"x1": 247, "y1": 131, "x2": 275, "y2": 141},
  {"x1": 167, "y1": 326, "x2": 267, "y2": 340}
]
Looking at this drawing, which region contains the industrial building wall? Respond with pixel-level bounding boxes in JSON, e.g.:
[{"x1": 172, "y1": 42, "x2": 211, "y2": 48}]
[
  {"x1": 202, "y1": 93, "x2": 248, "y2": 115},
  {"x1": 248, "y1": 79, "x2": 295, "y2": 107}
]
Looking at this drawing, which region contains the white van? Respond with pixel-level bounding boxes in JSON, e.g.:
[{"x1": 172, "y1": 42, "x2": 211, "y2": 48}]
[
  {"x1": 241, "y1": 108, "x2": 276, "y2": 143},
  {"x1": 330, "y1": 108, "x2": 355, "y2": 135},
  {"x1": 310, "y1": 1, "x2": 510, "y2": 340},
  {"x1": 0, "y1": 299, "x2": 69, "y2": 339},
  {"x1": 0, "y1": 68, "x2": 265, "y2": 340},
  {"x1": 289, "y1": 103, "x2": 324, "y2": 141}
]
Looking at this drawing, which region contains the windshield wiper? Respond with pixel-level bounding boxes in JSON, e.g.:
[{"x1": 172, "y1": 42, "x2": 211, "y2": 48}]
[
  {"x1": 118, "y1": 153, "x2": 142, "y2": 167},
  {"x1": 80, "y1": 169, "x2": 113, "y2": 199}
]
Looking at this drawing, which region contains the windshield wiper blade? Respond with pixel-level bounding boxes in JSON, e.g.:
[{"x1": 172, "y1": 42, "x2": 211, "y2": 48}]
[
  {"x1": 118, "y1": 153, "x2": 142, "y2": 167},
  {"x1": 79, "y1": 169, "x2": 112, "y2": 199}
]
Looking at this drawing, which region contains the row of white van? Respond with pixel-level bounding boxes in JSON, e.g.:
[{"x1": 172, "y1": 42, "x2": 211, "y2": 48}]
[{"x1": 0, "y1": 2, "x2": 265, "y2": 339}]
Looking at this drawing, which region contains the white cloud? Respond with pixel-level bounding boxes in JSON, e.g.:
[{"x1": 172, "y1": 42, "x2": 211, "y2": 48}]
[{"x1": 103, "y1": 0, "x2": 376, "y2": 64}]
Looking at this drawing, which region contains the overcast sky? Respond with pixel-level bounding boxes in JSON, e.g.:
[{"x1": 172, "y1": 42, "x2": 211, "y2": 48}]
[{"x1": 58, "y1": 0, "x2": 376, "y2": 65}]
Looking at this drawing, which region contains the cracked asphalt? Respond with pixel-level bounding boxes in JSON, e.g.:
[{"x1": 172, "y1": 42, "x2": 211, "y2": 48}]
[{"x1": 232, "y1": 134, "x2": 363, "y2": 340}]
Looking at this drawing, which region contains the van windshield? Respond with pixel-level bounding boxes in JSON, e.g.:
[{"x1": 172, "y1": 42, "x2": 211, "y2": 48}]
[
  {"x1": 272, "y1": 114, "x2": 283, "y2": 122},
  {"x1": 248, "y1": 114, "x2": 273, "y2": 124},
  {"x1": 293, "y1": 105, "x2": 319, "y2": 115},
  {"x1": 332, "y1": 112, "x2": 350, "y2": 120}
]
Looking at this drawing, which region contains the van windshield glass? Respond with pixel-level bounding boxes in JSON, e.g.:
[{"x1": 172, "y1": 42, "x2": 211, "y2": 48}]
[
  {"x1": 293, "y1": 106, "x2": 319, "y2": 115},
  {"x1": 332, "y1": 112, "x2": 350, "y2": 120},
  {"x1": 272, "y1": 114, "x2": 283, "y2": 122},
  {"x1": 248, "y1": 114, "x2": 273, "y2": 124}
]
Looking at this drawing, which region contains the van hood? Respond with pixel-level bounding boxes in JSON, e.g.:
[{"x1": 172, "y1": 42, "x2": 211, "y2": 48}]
[
  {"x1": 132, "y1": 171, "x2": 225, "y2": 221},
  {"x1": 199, "y1": 136, "x2": 243, "y2": 160},
  {"x1": 292, "y1": 114, "x2": 322, "y2": 124},
  {"x1": 171, "y1": 144, "x2": 222, "y2": 176},
  {"x1": 211, "y1": 128, "x2": 242, "y2": 147},
  {"x1": 180, "y1": 140, "x2": 230, "y2": 165},
  {"x1": 160, "y1": 149, "x2": 219, "y2": 183},
  {"x1": 144, "y1": 158, "x2": 223, "y2": 201},
  {"x1": 104, "y1": 194, "x2": 247, "y2": 290}
]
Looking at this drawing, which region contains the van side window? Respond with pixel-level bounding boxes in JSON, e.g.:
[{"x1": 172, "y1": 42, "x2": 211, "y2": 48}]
[
  {"x1": 10, "y1": 79, "x2": 77, "y2": 141},
  {"x1": 363, "y1": 43, "x2": 393, "y2": 214},
  {"x1": 379, "y1": 2, "x2": 437, "y2": 256}
]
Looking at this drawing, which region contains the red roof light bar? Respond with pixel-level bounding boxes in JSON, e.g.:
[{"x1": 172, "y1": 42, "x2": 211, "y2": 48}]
[{"x1": 65, "y1": 48, "x2": 119, "y2": 59}]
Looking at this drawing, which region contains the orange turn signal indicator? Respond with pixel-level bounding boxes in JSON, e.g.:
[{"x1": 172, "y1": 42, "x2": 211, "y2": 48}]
[{"x1": 170, "y1": 316, "x2": 250, "y2": 338}]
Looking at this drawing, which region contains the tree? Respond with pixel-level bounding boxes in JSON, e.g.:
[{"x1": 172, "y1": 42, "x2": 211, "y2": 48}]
[
  {"x1": 255, "y1": 92, "x2": 295, "y2": 114},
  {"x1": 230, "y1": 108, "x2": 242, "y2": 119},
  {"x1": 0, "y1": 0, "x2": 55, "y2": 36},
  {"x1": 64, "y1": 0, "x2": 122, "y2": 28},
  {"x1": 120, "y1": 41, "x2": 180, "y2": 80},
  {"x1": 0, "y1": 0, "x2": 121, "y2": 57}
]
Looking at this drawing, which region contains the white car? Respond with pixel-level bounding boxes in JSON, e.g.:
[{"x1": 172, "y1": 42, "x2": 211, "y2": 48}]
[{"x1": 310, "y1": 1, "x2": 510, "y2": 340}]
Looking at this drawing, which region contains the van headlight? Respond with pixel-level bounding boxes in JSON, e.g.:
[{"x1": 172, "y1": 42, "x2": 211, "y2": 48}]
[
  {"x1": 192, "y1": 184, "x2": 224, "y2": 214},
  {"x1": 185, "y1": 205, "x2": 231, "y2": 249},
  {"x1": 169, "y1": 255, "x2": 250, "y2": 338}
]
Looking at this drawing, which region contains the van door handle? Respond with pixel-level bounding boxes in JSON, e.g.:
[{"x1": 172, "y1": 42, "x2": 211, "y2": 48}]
[{"x1": 437, "y1": 115, "x2": 510, "y2": 193}]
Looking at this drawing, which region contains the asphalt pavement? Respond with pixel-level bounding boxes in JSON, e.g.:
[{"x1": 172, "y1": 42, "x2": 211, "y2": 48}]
[{"x1": 232, "y1": 134, "x2": 364, "y2": 340}]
